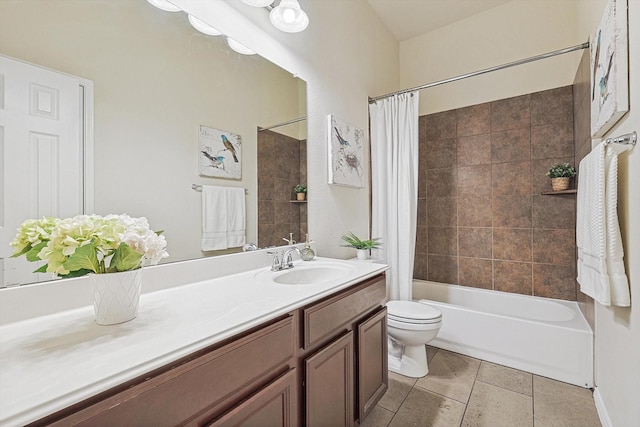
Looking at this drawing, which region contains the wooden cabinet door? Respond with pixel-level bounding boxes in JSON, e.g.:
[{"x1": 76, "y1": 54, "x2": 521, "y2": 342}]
[
  {"x1": 305, "y1": 332, "x2": 354, "y2": 427},
  {"x1": 206, "y1": 369, "x2": 297, "y2": 427},
  {"x1": 357, "y1": 307, "x2": 388, "y2": 422}
]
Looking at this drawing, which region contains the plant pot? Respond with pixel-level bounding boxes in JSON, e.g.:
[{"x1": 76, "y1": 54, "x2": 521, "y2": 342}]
[
  {"x1": 551, "y1": 177, "x2": 570, "y2": 191},
  {"x1": 296, "y1": 192, "x2": 306, "y2": 201},
  {"x1": 92, "y1": 269, "x2": 142, "y2": 325},
  {"x1": 356, "y1": 249, "x2": 369, "y2": 260}
]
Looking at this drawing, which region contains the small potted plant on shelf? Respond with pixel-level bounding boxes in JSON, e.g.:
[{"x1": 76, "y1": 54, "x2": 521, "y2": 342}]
[
  {"x1": 294, "y1": 184, "x2": 307, "y2": 201},
  {"x1": 546, "y1": 163, "x2": 576, "y2": 191},
  {"x1": 341, "y1": 231, "x2": 382, "y2": 260}
]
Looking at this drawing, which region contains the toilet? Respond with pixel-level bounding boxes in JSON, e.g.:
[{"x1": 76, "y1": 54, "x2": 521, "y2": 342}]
[{"x1": 386, "y1": 300, "x2": 442, "y2": 378}]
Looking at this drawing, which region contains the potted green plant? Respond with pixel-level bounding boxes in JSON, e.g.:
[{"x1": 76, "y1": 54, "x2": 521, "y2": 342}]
[
  {"x1": 546, "y1": 163, "x2": 576, "y2": 191},
  {"x1": 341, "y1": 231, "x2": 382, "y2": 260},
  {"x1": 294, "y1": 184, "x2": 307, "y2": 201},
  {"x1": 10, "y1": 214, "x2": 168, "y2": 325}
]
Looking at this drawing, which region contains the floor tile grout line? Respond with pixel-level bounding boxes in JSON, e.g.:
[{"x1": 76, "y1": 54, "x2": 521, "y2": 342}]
[
  {"x1": 473, "y1": 376, "x2": 535, "y2": 398},
  {"x1": 457, "y1": 357, "x2": 482, "y2": 426}
]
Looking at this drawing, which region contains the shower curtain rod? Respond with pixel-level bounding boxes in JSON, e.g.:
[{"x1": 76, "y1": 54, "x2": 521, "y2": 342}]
[
  {"x1": 258, "y1": 116, "x2": 307, "y2": 132},
  {"x1": 368, "y1": 41, "x2": 590, "y2": 103}
]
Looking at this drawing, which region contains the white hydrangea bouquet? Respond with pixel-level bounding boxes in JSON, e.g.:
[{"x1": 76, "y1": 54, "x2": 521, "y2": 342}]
[{"x1": 10, "y1": 214, "x2": 169, "y2": 278}]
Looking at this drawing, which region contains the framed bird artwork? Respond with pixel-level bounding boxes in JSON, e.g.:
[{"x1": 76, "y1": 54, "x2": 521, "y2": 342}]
[
  {"x1": 199, "y1": 125, "x2": 242, "y2": 179},
  {"x1": 327, "y1": 114, "x2": 365, "y2": 188},
  {"x1": 590, "y1": 0, "x2": 629, "y2": 138}
]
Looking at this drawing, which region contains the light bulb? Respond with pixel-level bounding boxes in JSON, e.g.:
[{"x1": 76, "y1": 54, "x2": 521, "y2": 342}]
[
  {"x1": 227, "y1": 38, "x2": 256, "y2": 55},
  {"x1": 188, "y1": 14, "x2": 222, "y2": 36},
  {"x1": 283, "y1": 9, "x2": 296, "y2": 24},
  {"x1": 269, "y1": 0, "x2": 309, "y2": 33},
  {"x1": 146, "y1": 0, "x2": 181, "y2": 12}
]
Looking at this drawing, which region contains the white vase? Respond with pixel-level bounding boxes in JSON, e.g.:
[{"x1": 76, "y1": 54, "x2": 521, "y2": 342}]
[
  {"x1": 92, "y1": 269, "x2": 142, "y2": 325},
  {"x1": 356, "y1": 249, "x2": 369, "y2": 260}
]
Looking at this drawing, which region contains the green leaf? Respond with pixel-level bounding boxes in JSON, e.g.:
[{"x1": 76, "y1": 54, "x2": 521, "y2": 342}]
[
  {"x1": 62, "y1": 242, "x2": 99, "y2": 274},
  {"x1": 10, "y1": 244, "x2": 33, "y2": 258},
  {"x1": 33, "y1": 264, "x2": 48, "y2": 273},
  {"x1": 59, "y1": 268, "x2": 93, "y2": 278},
  {"x1": 25, "y1": 241, "x2": 48, "y2": 262},
  {"x1": 109, "y1": 243, "x2": 143, "y2": 272}
]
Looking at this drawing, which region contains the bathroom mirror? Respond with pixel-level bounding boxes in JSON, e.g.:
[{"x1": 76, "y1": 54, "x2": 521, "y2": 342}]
[{"x1": 0, "y1": 0, "x2": 307, "y2": 287}]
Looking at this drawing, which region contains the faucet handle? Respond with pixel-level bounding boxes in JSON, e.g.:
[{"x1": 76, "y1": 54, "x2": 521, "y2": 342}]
[
  {"x1": 282, "y1": 232, "x2": 296, "y2": 245},
  {"x1": 283, "y1": 251, "x2": 294, "y2": 268},
  {"x1": 267, "y1": 251, "x2": 281, "y2": 271}
]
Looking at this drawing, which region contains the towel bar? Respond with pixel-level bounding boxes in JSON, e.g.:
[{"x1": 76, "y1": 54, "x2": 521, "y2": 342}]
[
  {"x1": 192, "y1": 184, "x2": 248, "y2": 194},
  {"x1": 605, "y1": 131, "x2": 636, "y2": 146}
]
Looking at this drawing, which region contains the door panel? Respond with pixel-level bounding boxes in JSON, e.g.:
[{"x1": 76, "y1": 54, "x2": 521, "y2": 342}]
[
  {"x1": 0, "y1": 55, "x2": 84, "y2": 286},
  {"x1": 357, "y1": 307, "x2": 388, "y2": 422},
  {"x1": 305, "y1": 331, "x2": 354, "y2": 427}
]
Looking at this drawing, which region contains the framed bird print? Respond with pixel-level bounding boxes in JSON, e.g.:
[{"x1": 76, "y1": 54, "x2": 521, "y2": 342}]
[
  {"x1": 199, "y1": 125, "x2": 242, "y2": 179},
  {"x1": 590, "y1": 0, "x2": 629, "y2": 137},
  {"x1": 327, "y1": 115, "x2": 365, "y2": 188}
]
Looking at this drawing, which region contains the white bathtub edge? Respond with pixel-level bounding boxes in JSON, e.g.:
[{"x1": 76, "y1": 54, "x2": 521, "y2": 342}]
[{"x1": 414, "y1": 280, "x2": 594, "y2": 388}]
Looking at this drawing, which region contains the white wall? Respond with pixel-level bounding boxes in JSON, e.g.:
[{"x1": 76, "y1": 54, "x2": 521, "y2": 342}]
[
  {"x1": 400, "y1": 0, "x2": 585, "y2": 115},
  {"x1": 574, "y1": 1, "x2": 640, "y2": 425},
  {"x1": 173, "y1": 0, "x2": 399, "y2": 258}
]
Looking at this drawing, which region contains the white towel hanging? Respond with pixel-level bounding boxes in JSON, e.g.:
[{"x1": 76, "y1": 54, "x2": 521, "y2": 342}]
[
  {"x1": 201, "y1": 186, "x2": 246, "y2": 251},
  {"x1": 576, "y1": 142, "x2": 631, "y2": 306}
]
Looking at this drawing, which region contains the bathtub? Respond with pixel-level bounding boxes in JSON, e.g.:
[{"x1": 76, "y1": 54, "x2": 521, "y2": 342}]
[{"x1": 413, "y1": 280, "x2": 593, "y2": 388}]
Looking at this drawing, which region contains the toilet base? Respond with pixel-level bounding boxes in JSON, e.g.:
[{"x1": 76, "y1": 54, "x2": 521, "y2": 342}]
[{"x1": 388, "y1": 343, "x2": 429, "y2": 378}]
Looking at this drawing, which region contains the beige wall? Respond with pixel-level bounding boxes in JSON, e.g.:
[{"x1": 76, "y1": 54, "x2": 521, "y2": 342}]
[
  {"x1": 400, "y1": 0, "x2": 639, "y2": 423},
  {"x1": 575, "y1": 1, "x2": 640, "y2": 425},
  {"x1": 173, "y1": 0, "x2": 400, "y2": 259},
  {"x1": 0, "y1": 0, "x2": 303, "y2": 264},
  {"x1": 400, "y1": 0, "x2": 585, "y2": 115}
]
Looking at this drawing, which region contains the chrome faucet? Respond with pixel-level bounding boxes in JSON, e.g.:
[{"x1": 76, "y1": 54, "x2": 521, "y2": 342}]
[
  {"x1": 267, "y1": 247, "x2": 301, "y2": 271},
  {"x1": 282, "y1": 247, "x2": 302, "y2": 269}
]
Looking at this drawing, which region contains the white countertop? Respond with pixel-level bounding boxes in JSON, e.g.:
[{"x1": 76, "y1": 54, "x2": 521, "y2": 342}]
[{"x1": 0, "y1": 257, "x2": 388, "y2": 427}]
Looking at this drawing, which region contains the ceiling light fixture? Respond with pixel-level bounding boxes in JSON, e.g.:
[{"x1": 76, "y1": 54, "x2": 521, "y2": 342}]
[
  {"x1": 269, "y1": 0, "x2": 309, "y2": 33},
  {"x1": 188, "y1": 14, "x2": 222, "y2": 36},
  {"x1": 240, "y1": 0, "x2": 274, "y2": 7},
  {"x1": 227, "y1": 37, "x2": 256, "y2": 55},
  {"x1": 146, "y1": 0, "x2": 181, "y2": 12}
]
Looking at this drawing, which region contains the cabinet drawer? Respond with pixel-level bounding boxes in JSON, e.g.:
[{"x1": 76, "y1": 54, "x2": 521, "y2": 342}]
[
  {"x1": 302, "y1": 274, "x2": 385, "y2": 349},
  {"x1": 206, "y1": 369, "x2": 297, "y2": 427},
  {"x1": 47, "y1": 316, "x2": 295, "y2": 427}
]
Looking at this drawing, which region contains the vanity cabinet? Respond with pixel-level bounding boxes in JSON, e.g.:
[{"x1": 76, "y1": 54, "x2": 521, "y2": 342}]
[
  {"x1": 300, "y1": 274, "x2": 387, "y2": 426},
  {"x1": 34, "y1": 316, "x2": 296, "y2": 427},
  {"x1": 30, "y1": 273, "x2": 387, "y2": 427}
]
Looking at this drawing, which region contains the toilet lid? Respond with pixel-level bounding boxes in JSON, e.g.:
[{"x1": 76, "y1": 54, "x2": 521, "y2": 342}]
[{"x1": 386, "y1": 300, "x2": 442, "y2": 322}]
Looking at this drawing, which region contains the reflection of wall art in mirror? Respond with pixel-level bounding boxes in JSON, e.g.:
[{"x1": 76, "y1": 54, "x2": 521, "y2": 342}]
[
  {"x1": 199, "y1": 125, "x2": 242, "y2": 179},
  {"x1": 327, "y1": 115, "x2": 365, "y2": 188},
  {"x1": 590, "y1": 0, "x2": 629, "y2": 137}
]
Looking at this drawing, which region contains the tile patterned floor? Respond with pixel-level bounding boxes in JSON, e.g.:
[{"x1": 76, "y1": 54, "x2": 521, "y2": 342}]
[{"x1": 362, "y1": 347, "x2": 601, "y2": 427}]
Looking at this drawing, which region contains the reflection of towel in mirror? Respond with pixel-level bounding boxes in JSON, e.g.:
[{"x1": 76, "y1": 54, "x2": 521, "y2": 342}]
[
  {"x1": 576, "y1": 142, "x2": 630, "y2": 306},
  {"x1": 201, "y1": 185, "x2": 245, "y2": 251}
]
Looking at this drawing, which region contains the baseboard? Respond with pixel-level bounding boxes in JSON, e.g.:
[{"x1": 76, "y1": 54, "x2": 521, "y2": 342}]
[{"x1": 594, "y1": 387, "x2": 613, "y2": 427}]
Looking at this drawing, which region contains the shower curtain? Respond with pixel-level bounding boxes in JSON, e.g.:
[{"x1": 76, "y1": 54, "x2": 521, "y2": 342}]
[{"x1": 369, "y1": 92, "x2": 419, "y2": 301}]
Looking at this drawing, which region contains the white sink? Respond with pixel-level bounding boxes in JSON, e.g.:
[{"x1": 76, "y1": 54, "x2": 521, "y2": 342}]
[{"x1": 254, "y1": 261, "x2": 356, "y2": 285}]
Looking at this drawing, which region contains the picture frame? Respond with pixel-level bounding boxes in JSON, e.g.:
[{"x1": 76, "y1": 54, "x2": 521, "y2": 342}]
[
  {"x1": 199, "y1": 125, "x2": 242, "y2": 179},
  {"x1": 590, "y1": 0, "x2": 629, "y2": 137},
  {"x1": 327, "y1": 115, "x2": 365, "y2": 188}
]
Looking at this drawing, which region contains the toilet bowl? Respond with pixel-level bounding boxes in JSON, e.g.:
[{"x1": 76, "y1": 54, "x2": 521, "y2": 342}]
[{"x1": 386, "y1": 300, "x2": 442, "y2": 378}]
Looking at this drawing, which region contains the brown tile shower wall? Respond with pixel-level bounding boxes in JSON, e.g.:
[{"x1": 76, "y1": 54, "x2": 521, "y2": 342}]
[
  {"x1": 415, "y1": 85, "x2": 578, "y2": 301},
  {"x1": 573, "y1": 49, "x2": 595, "y2": 325},
  {"x1": 257, "y1": 130, "x2": 307, "y2": 247}
]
